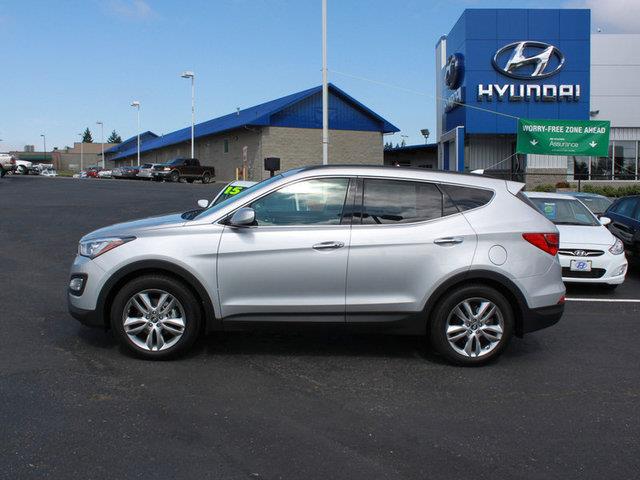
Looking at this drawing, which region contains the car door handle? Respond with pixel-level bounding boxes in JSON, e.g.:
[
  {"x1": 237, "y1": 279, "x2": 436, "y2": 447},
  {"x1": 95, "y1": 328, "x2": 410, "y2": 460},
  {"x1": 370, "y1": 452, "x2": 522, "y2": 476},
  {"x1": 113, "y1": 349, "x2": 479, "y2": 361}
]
[
  {"x1": 313, "y1": 241, "x2": 345, "y2": 250},
  {"x1": 434, "y1": 236, "x2": 464, "y2": 245}
]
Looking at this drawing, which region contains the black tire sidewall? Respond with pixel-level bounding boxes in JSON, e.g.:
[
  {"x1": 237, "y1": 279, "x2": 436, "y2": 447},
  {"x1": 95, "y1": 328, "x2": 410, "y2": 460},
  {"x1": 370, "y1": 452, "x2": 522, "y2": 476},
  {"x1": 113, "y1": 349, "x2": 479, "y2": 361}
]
[
  {"x1": 171, "y1": 171, "x2": 180, "y2": 182},
  {"x1": 430, "y1": 285, "x2": 514, "y2": 366},
  {"x1": 202, "y1": 173, "x2": 210, "y2": 184},
  {"x1": 110, "y1": 275, "x2": 201, "y2": 359}
]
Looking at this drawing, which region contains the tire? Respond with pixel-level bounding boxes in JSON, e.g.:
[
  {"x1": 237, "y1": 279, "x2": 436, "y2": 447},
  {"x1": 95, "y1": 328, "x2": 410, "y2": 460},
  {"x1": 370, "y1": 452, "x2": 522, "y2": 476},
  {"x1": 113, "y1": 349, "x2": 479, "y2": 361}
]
[
  {"x1": 18, "y1": 165, "x2": 27, "y2": 175},
  {"x1": 202, "y1": 172, "x2": 211, "y2": 184},
  {"x1": 429, "y1": 284, "x2": 514, "y2": 366},
  {"x1": 170, "y1": 170, "x2": 180, "y2": 183},
  {"x1": 186, "y1": 178, "x2": 194, "y2": 184},
  {"x1": 110, "y1": 275, "x2": 202, "y2": 359}
]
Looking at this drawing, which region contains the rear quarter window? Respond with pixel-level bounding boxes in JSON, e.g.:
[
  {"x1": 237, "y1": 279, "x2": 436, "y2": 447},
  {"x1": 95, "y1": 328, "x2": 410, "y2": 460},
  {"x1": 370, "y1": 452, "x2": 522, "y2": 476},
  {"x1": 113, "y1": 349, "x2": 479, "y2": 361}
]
[{"x1": 440, "y1": 184, "x2": 494, "y2": 212}]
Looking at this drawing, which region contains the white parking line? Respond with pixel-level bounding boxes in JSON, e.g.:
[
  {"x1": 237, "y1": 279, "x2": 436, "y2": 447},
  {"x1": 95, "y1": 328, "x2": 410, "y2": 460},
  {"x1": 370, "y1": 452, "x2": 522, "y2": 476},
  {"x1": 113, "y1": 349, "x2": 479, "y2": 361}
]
[{"x1": 566, "y1": 298, "x2": 640, "y2": 303}]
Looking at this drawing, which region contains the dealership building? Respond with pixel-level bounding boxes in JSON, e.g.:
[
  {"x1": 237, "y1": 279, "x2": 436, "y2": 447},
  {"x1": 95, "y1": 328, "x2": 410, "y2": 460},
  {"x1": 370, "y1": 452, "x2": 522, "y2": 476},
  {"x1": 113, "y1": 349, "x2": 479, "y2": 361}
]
[
  {"x1": 106, "y1": 84, "x2": 398, "y2": 182},
  {"x1": 436, "y1": 8, "x2": 640, "y2": 185}
]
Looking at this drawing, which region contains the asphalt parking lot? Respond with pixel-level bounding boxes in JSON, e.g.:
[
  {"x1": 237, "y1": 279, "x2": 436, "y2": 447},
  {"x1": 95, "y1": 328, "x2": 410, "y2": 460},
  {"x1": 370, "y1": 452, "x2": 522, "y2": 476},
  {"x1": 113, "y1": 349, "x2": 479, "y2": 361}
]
[{"x1": 1, "y1": 175, "x2": 639, "y2": 480}]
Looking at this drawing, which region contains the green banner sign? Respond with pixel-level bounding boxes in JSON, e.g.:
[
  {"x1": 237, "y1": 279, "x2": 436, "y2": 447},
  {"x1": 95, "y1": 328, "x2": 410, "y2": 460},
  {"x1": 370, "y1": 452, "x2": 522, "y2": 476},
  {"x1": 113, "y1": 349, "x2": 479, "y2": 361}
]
[{"x1": 516, "y1": 119, "x2": 610, "y2": 157}]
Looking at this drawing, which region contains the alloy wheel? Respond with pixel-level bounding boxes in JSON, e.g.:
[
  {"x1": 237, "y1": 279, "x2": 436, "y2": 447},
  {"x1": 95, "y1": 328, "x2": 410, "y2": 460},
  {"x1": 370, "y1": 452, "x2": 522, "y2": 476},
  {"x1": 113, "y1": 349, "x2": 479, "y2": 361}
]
[
  {"x1": 445, "y1": 297, "x2": 504, "y2": 358},
  {"x1": 122, "y1": 289, "x2": 186, "y2": 352}
]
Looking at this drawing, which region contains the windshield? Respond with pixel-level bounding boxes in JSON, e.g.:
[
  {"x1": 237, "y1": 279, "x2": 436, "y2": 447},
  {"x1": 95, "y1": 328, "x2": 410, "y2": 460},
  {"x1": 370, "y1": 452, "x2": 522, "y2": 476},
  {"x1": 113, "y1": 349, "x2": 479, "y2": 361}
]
[
  {"x1": 193, "y1": 174, "x2": 285, "y2": 219},
  {"x1": 573, "y1": 196, "x2": 613, "y2": 214},
  {"x1": 530, "y1": 197, "x2": 600, "y2": 226},
  {"x1": 212, "y1": 184, "x2": 255, "y2": 205}
]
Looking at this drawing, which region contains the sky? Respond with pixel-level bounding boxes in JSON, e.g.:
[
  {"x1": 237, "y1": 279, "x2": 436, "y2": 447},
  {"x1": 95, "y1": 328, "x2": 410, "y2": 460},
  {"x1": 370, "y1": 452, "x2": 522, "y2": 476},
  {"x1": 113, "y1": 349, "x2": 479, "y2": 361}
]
[{"x1": 1, "y1": 0, "x2": 638, "y2": 152}]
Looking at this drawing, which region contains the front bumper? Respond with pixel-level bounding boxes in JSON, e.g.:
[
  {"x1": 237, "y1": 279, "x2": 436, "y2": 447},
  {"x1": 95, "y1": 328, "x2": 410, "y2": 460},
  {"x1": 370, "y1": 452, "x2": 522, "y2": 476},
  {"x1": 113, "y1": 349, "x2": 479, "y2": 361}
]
[
  {"x1": 559, "y1": 251, "x2": 628, "y2": 285},
  {"x1": 152, "y1": 171, "x2": 171, "y2": 179},
  {"x1": 521, "y1": 303, "x2": 564, "y2": 335},
  {"x1": 68, "y1": 298, "x2": 104, "y2": 328}
]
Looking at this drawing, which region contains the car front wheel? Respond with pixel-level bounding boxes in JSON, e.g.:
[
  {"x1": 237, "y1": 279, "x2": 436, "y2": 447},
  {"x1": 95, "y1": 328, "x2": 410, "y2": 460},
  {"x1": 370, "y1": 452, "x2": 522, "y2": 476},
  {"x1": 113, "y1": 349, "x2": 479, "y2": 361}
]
[
  {"x1": 170, "y1": 170, "x2": 180, "y2": 182},
  {"x1": 110, "y1": 275, "x2": 201, "y2": 359},
  {"x1": 429, "y1": 285, "x2": 513, "y2": 366}
]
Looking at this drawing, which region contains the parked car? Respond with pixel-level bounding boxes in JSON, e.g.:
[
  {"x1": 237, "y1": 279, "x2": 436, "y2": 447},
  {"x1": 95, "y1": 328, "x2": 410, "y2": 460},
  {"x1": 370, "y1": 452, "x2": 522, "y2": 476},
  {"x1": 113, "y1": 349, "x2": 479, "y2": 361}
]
[
  {"x1": 68, "y1": 166, "x2": 565, "y2": 365},
  {"x1": 113, "y1": 166, "x2": 140, "y2": 179},
  {"x1": 151, "y1": 158, "x2": 214, "y2": 183},
  {"x1": 526, "y1": 192, "x2": 627, "y2": 288},
  {"x1": 137, "y1": 163, "x2": 159, "y2": 180},
  {"x1": 85, "y1": 167, "x2": 102, "y2": 178},
  {"x1": 563, "y1": 192, "x2": 613, "y2": 216},
  {"x1": 14, "y1": 159, "x2": 35, "y2": 175},
  {"x1": 97, "y1": 170, "x2": 113, "y2": 179},
  {"x1": 604, "y1": 195, "x2": 640, "y2": 258},
  {"x1": 40, "y1": 168, "x2": 58, "y2": 177},
  {"x1": 0, "y1": 153, "x2": 16, "y2": 177}
]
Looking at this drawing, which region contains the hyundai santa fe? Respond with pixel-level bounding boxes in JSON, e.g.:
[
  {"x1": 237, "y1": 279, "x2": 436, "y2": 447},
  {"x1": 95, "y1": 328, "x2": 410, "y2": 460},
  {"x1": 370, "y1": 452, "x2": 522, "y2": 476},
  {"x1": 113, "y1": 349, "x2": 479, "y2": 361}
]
[{"x1": 68, "y1": 166, "x2": 565, "y2": 366}]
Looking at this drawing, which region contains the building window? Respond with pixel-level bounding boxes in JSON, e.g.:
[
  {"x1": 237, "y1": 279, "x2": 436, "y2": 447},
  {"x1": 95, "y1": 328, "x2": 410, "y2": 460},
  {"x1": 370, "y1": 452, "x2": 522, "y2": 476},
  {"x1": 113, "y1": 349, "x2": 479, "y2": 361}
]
[
  {"x1": 223, "y1": 139, "x2": 229, "y2": 154},
  {"x1": 613, "y1": 141, "x2": 636, "y2": 180}
]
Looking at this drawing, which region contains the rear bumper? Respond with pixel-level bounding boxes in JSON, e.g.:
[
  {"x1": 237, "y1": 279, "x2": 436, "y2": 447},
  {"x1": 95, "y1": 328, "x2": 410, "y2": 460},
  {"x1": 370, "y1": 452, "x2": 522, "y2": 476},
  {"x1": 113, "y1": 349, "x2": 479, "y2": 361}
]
[{"x1": 520, "y1": 303, "x2": 564, "y2": 335}]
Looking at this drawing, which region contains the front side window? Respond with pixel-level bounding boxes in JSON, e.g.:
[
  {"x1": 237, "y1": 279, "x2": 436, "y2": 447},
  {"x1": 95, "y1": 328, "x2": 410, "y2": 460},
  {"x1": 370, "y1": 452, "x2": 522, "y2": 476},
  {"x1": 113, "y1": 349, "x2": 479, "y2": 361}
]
[
  {"x1": 360, "y1": 179, "x2": 443, "y2": 224},
  {"x1": 250, "y1": 178, "x2": 349, "y2": 226}
]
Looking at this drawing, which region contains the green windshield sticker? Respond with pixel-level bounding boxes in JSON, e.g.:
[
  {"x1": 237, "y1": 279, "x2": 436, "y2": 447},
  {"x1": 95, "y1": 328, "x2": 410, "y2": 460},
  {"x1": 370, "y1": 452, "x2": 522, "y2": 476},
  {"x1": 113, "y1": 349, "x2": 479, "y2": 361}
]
[
  {"x1": 543, "y1": 202, "x2": 557, "y2": 220},
  {"x1": 223, "y1": 186, "x2": 245, "y2": 196}
]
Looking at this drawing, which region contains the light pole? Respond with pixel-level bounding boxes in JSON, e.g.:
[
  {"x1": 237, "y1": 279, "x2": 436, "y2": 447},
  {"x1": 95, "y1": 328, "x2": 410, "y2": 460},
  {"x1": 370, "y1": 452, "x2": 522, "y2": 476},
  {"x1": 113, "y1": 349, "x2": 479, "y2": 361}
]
[
  {"x1": 181, "y1": 71, "x2": 195, "y2": 158},
  {"x1": 40, "y1": 134, "x2": 47, "y2": 164},
  {"x1": 131, "y1": 101, "x2": 141, "y2": 166},
  {"x1": 420, "y1": 128, "x2": 430, "y2": 144},
  {"x1": 78, "y1": 133, "x2": 84, "y2": 171},
  {"x1": 322, "y1": 0, "x2": 328, "y2": 165},
  {"x1": 96, "y1": 121, "x2": 104, "y2": 169}
]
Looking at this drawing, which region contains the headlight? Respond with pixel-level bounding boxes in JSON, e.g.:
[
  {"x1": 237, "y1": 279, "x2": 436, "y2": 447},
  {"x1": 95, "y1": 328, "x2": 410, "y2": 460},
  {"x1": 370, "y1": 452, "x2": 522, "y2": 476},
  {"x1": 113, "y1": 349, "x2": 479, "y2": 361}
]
[
  {"x1": 609, "y1": 237, "x2": 624, "y2": 255},
  {"x1": 163, "y1": 167, "x2": 171, "y2": 171},
  {"x1": 78, "y1": 237, "x2": 135, "y2": 259}
]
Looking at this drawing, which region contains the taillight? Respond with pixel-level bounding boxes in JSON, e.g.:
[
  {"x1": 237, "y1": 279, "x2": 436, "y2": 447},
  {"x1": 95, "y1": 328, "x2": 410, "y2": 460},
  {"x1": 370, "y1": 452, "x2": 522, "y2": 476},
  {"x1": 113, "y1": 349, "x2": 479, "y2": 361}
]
[{"x1": 522, "y1": 233, "x2": 559, "y2": 256}]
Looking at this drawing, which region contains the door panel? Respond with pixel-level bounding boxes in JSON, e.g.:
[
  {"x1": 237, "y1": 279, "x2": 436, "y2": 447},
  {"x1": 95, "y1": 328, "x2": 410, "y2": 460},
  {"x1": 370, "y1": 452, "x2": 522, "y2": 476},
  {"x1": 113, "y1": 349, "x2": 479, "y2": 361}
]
[
  {"x1": 217, "y1": 176, "x2": 353, "y2": 322},
  {"x1": 217, "y1": 226, "x2": 350, "y2": 321},
  {"x1": 346, "y1": 214, "x2": 477, "y2": 319}
]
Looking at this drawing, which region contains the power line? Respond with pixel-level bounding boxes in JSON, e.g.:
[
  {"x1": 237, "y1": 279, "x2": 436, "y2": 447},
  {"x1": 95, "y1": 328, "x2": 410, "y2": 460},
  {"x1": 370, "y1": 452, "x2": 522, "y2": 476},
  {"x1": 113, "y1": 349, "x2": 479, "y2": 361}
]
[{"x1": 329, "y1": 68, "x2": 520, "y2": 120}]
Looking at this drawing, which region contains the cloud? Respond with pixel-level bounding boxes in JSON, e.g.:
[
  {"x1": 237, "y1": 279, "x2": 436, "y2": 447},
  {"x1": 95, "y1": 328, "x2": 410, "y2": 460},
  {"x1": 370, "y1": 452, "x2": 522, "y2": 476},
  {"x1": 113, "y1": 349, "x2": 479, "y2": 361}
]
[
  {"x1": 105, "y1": 0, "x2": 156, "y2": 20},
  {"x1": 566, "y1": 0, "x2": 640, "y2": 33}
]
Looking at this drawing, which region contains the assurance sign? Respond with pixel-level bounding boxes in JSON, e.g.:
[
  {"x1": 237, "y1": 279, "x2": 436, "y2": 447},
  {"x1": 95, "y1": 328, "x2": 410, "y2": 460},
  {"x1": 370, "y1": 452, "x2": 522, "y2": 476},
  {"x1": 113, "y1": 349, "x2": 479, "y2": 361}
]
[{"x1": 516, "y1": 119, "x2": 610, "y2": 157}]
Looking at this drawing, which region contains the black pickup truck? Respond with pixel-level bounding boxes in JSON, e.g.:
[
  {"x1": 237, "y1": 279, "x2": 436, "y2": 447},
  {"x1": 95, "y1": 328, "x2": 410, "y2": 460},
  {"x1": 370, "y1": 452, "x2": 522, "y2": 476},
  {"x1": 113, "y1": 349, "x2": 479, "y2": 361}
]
[{"x1": 152, "y1": 158, "x2": 215, "y2": 183}]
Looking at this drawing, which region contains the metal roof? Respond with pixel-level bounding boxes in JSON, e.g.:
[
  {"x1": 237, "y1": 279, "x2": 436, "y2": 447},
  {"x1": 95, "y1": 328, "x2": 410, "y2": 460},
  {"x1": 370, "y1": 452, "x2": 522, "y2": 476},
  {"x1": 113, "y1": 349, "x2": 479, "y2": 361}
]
[
  {"x1": 111, "y1": 84, "x2": 399, "y2": 161},
  {"x1": 105, "y1": 131, "x2": 158, "y2": 155}
]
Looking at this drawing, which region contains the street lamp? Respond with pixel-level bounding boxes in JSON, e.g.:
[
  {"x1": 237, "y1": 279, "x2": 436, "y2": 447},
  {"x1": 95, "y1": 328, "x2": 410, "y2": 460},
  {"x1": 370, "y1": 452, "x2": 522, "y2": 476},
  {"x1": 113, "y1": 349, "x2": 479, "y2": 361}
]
[
  {"x1": 131, "y1": 101, "x2": 141, "y2": 166},
  {"x1": 78, "y1": 133, "x2": 84, "y2": 171},
  {"x1": 96, "y1": 121, "x2": 104, "y2": 169},
  {"x1": 180, "y1": 70, "x2": 195, "y2": 159},
  {"x1": 420, "y1": 128, "x2": 430, "y2": 144},
  {"x1": 40, "y1": 134, "x2": 47, "y2": 164}
]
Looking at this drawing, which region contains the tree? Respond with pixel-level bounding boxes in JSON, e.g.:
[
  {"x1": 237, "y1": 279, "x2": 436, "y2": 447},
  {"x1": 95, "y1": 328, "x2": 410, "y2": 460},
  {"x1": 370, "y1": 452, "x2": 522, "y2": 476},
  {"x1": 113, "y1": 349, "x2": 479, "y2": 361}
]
[
  {"x1": 107, "y1": 130, "x2": 122, "y2": 143},
  {"x1": 82, "y1": 128, "x2": 93, "y2": 143}
]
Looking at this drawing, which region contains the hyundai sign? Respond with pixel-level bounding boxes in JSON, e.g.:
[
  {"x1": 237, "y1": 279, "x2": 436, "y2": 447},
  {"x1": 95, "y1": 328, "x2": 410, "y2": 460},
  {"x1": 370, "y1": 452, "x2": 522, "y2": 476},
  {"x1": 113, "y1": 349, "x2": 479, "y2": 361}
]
[{"x1": 441, "y1": 9, "x2": 591, "y2": 134}]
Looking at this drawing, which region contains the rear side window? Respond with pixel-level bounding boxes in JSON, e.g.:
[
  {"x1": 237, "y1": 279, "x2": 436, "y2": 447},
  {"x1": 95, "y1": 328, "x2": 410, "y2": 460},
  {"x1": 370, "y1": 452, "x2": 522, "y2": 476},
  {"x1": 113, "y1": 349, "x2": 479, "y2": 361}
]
[
  {"x1": 360, "y1": 179, "x2": 443, "y2": 224},
  {"x1": 440, "y1": 184, "x2": 494, "y2": 212}
]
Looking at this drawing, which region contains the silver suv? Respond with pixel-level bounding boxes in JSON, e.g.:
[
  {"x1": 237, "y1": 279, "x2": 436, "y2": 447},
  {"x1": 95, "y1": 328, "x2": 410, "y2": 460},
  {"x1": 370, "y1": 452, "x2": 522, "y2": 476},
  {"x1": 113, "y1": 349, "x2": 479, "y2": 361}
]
[{"x1": 68, "y1": 166, "x2": 565, "y2": 365}]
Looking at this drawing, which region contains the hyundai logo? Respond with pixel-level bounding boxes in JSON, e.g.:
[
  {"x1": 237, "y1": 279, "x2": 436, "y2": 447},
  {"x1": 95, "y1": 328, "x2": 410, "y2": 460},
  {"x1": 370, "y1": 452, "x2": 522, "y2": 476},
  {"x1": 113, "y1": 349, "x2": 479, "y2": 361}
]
[
  {"x1": 445, "y1": 53, "x2": 464, "y2": 90},
  {"x1": 492, "y1": 41, "x2": 565, "y2": 80},
  {"x1": 574, "y1": 250, "x2": 587, "y2": 257}
]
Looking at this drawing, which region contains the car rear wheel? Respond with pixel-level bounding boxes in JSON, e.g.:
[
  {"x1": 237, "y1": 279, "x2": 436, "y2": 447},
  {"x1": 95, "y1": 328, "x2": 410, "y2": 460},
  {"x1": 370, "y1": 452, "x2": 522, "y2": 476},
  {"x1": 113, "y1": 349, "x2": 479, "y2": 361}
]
[
  {"x1": 202, "y1": 172, "x2": 211, "y2": 184},
  {"x1": 429, "y1": 285, "x2": 513, "y2": 366},
  {"x1": 110, "y1": 275, "x2": 201, "y2": 359},
  {"x1": 170, "y1": 170, "x2": 180, "y2": 183}
]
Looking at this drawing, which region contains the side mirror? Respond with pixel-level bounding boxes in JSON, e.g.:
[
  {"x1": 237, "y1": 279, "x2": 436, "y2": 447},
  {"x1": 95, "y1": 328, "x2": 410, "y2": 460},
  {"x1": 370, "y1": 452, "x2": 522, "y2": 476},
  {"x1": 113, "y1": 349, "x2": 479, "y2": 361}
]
[
  {"x1": 228, "y1": 207, "x2": 256, "y2": 227},
  {"x1": 599, "y1": 216, "x2": 611, "y2": 226},
  {"x1": 197, "y1": 199, "x2": 209, "y2": 209}
]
